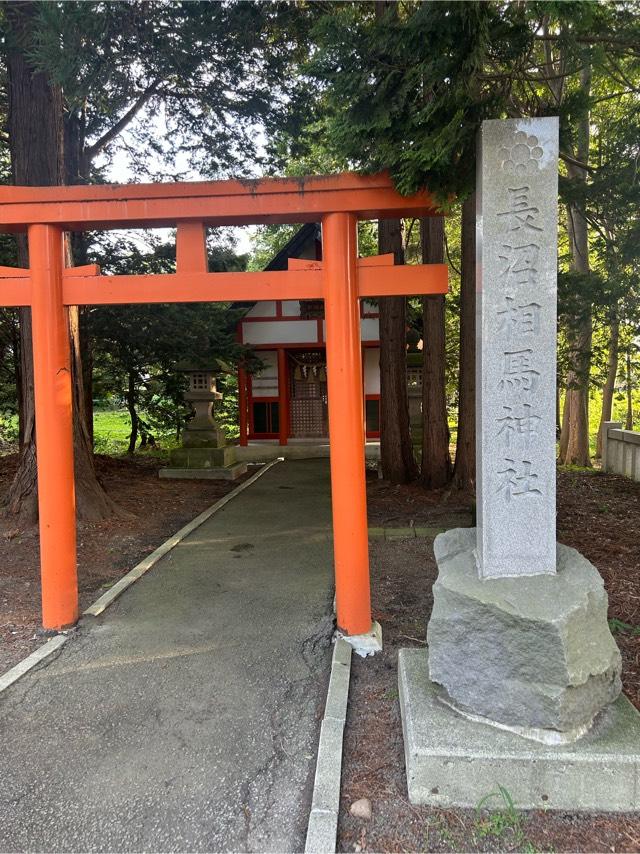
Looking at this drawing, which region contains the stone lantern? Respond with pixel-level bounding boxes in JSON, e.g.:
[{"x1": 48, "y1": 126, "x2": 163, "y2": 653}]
[
  {"x1": 159, "y1": 360, "x2": 247, "y2": 480},
  {"x1": 406, "y1": 330, "x2": 423, "y2": 445},
  {"x1": 181, "y1": 364, "x2": 225, "y2": 447}
]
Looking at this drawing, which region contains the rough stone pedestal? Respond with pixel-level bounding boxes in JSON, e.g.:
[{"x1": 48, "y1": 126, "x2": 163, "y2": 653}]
[
  {"x1": 398, "y1": 649, "x2": 640, "y2": 811},
  {"x1": 427, "y1": 528, "x2": 622, "y2": 737}
]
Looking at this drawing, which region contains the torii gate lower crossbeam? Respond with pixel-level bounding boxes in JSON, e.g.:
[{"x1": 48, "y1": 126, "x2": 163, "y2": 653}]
[{"x1": 0, "y1": 173, "x2": 447, "y2": 643}]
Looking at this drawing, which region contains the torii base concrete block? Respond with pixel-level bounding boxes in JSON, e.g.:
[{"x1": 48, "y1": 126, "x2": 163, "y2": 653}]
[{"x1": 398, "y1": 648, "x2": 640, "y2": 812}]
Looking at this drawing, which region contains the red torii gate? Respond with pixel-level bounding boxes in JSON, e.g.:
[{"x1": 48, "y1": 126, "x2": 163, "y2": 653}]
[{"x1": 0, "y1": 173, "x2": 447, "y2": 641}]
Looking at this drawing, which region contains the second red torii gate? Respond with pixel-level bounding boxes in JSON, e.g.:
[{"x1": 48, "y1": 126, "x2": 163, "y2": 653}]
[{"x1": 0, "y1": 173, "x2": 447, "y2": 643}]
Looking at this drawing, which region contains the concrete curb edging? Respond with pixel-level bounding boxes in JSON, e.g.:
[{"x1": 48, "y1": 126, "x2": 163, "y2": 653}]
[
  {"x1": 305, "y1": 638, "x2": 352, "y2": 854},
  {"x1": 0, "y1": 633, "x2": 68, "y2": 696},
  {"x1": 84, "y1": 458, "x2": 283, "y2": 617}
]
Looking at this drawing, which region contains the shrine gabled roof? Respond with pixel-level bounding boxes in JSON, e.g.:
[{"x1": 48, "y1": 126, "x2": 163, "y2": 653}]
[
  {"x1": 263, "y1": 223, "x2": 321, "y2": 272},
  {"x1": 233, "y1": 222, "x2": 320, "y2": 315}
]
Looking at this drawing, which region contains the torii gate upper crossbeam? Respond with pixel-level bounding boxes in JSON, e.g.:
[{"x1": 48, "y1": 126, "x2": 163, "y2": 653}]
[
  {"x1": 0, "y1": 173, "x2": 448, "y2": 646},
  {"x1": 0, "y1": 172, "x2": 437, "y2": 231}
]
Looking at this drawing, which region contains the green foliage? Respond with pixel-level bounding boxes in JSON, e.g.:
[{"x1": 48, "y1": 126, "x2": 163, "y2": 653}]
[
  {"x1": 1, "y1": 0, "x2": 639, "y2": 468},
  {"x1": 608, "y1": 618, "x2": 640, "y2": 636},
  {"x1": 92, "y1": 408, "x2": 180, "y2": 457},
  {"x1": 22, "y1": 0, "x2": 308, "y2": 181},
  {"x1": 87, "y1": 231, "x2": 256, "y2": 451},
  {"x1": 281, "y1": 2, "x2": 533, "y2": 200},
  {"x1": 248, "y1": 224, "x2": 303, "y2": 272},
  {"x1": 475, "y1": 785, "x2": 531, "y2": 849}
]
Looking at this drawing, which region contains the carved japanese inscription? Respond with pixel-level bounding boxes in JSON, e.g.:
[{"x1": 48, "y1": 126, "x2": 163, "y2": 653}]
[{"x1": 476, "y1": 118, "x2": 559, "y2": 577}]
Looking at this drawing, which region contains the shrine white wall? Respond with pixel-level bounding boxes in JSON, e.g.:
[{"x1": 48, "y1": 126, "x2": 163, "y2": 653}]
[
  {"x1": 364, "y1": 348, "x2": 380, "y2": 394},
  {"x1": 319, "y1": 317, "x2": 379, "y2": 343},
  {"x1": 241, "y1": 315, "x2": 379, "y2": 345},
  {"x1": 360, "y1": 318, "x2": 380, "y2": 341},
  {"x1": 242, "y1": 319, "x2": 319, "y2": 345},
  {"x1": 251, "y1": 351, "x2": 278, "y2": 396}
]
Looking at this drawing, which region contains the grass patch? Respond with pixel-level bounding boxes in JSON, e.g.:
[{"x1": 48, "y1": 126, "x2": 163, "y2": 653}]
[
  {"x1": 93, "y1": 409, "x2": 179, "y2": 457},
  {"x1": 474, "y1": 785, "x2": 534, "y2": 851},
  {"x1": 608, "y1": 618, "x2": 640, "y2": 636}
]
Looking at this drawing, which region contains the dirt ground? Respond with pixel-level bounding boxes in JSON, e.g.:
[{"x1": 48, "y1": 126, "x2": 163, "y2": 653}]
[
  {"x1": 338, "y1": 468, "x2": 640, "y2": 853},
  {"x1": 0, "y1": 453, "x2": 250, "y2": 674}
]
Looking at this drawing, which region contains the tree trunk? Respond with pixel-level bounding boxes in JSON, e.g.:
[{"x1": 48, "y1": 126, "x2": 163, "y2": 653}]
[
  {"x1": 126, "y1": 371, "x2": 139, "y2": 455},
  {"x1": 65, "y1": 109, "x2": 95, "y2": 446},
  {"x1": 420, "y1": 217, "x2": 452, "y2": 488},
  {"x1": 4, "y1": 2, "x2": 120, "y2": 522},
  {"x1": 80, "y1": 309, "x2": 94, "y2": 447},
  {"x1": 139, "y1": 417, "x2": 156, "y2": 449},
  {"x1": 452, "y1": 194, "x2": 476, "y2": 493},
  {"x1": 559, "y1": 316, "x2": 592, "y2": 464},
  {"x1": 596, "y1": 309, "x2": 619, "y2": 457},
  {"x1": 10, "y1": 312, "x2": 23, "y2": 449},
  {"x1": 626, "y1": 346, "x2": 633, "y2": 430},
  {"x1": 559, "y1": 64, "x2": 592, "y2": 467},
  {"x1": 378, "y1": 219, "x2": 417, "y2": 484},
  {"x1": 558, "y1": 371, "x2": 570, "y2": 460}
]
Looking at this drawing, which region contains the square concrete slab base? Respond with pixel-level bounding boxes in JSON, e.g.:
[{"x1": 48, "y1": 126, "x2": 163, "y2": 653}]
[
  {"x1": 398, "y1": 648, "x2": 640, "y2": 812},
  {"x1": 159, "y1": 462, "x2": 247, "y2": 480}
]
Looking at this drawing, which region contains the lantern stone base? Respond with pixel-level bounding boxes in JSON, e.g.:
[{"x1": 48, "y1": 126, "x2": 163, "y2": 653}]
[
  {"x1": 159, "y1": 445, "x2": 247, "y2": 480},
  {"x1": 181, "y1": 425, "x2": 228, "y2": 448},
  {"x1": 159, "y1": 462, "x2": 247, "y2": 481},
  {"x1": 167, "y1": 445, "x2": 239, "y2": 469},
  {"x1": 398, "y1": 648, "x2": 640, "y2": 811},
  {"x1": 427, "y1": 528, "x2": 622, "y2": 734}
]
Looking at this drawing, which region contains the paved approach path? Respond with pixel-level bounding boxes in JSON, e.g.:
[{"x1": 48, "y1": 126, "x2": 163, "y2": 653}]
[{"x1": 0, "y1": 460, "x2": 334, "y2": 853}]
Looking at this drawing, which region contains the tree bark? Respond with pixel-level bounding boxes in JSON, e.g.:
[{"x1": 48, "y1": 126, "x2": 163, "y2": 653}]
[
  {"x1": 8, "y1": 312, "x2": 24, "y2": 449},
  {"x1": 626, "y1": 346, "x2": 633, "y2": 430},
  {"x1": 559, "y1": 64, "x2": 592, "y2": 467},
  {"x1": 378, "y1": 219, "x2": 417, "y2": 483},
  {"x1": 4, "y1": 2, "x2": 120, "y2": 522},
  {"x1": 65, "y1": 108, "x2": 95, "y2": 446},
  {"x1": 596, "y1": 308, "x2": 619, "y2": 457},
  {"x1": 558, "y1": 369, "x2": 570, "y2": 460},
  {"x1": 420, "y1": 217, "x2": 452, "y2": 488},
  {"x1": 80, "y1": 308, "x2": 94, "y2": 447},
  {"x1": 452, "y1": 194, "x2": 476, "y2": 493},
  {"x1": 126, "y1": 371, "x2": 139, "y2": 455}
]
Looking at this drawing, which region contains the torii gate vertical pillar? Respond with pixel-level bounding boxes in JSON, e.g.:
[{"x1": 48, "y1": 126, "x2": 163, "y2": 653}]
[
  {"x1": 323, "y1": 213, "x2": 378, "y2": 648},
  {"x1": 29, "y1": 224, "x2": 78, "y2": 630}
]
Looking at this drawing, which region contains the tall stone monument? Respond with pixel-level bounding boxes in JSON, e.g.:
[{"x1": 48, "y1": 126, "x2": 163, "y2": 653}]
[
  {"x1": 476, "y1": 119, "x2": 557, "y2": 577},
  {"x1": 398, "y1": 117, "x2": 640, "y2": 813}
]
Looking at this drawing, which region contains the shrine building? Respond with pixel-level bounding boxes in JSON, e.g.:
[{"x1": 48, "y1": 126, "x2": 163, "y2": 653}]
[{"x1": 237, "y1": 223, "x2": 381, "y2": 448}]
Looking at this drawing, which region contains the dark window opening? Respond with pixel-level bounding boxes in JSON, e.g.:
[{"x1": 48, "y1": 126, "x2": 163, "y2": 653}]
[
  {"x1": 299, "y1": 299, "x2": 324, "y2": 319},
  {"x1": 253, "y1": 401, "x2": 280, "y2": 434},
  {"x1": 365, "y1": 399, "x2": 380, "y2": 433}
]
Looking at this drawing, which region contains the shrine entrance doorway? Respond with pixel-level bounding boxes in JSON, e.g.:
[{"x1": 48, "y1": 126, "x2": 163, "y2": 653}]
[{"x1": 289, "y1": 350, "x2": 328, "y2": 439}]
